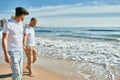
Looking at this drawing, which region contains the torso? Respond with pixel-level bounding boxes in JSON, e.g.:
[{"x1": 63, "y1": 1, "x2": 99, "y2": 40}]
[
  {"x1": 7, "y1": 19, "x2": 23, "y2": 51},
  {"x1": 24, "y1": 26, "x2": 35, "y2": 46}
]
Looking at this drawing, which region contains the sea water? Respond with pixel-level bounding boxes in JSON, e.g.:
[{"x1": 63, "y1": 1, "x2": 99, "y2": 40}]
[{"x1": 34, "y1": 27, "x2": 120, "y2": 80}]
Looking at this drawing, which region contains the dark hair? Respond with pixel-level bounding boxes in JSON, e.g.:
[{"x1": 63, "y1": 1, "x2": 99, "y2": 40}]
[
  {"x1": 30, "y1": 17, "x2": 37, "y2": 21},
  {"x1": 15, "y1": 7, "x2": 29, "y2": 16}
]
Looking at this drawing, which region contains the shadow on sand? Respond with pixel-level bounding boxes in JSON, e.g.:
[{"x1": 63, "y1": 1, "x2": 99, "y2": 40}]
[
  {"x1": 0, "y1": 72, "x2": 29, "y2": 79},
  {"x1": 0, "y1": 73, "x2": 12, "y2": 79}
]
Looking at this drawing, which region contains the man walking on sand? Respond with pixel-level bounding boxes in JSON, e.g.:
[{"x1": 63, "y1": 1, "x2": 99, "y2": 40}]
[
  {"x1": 23, "y1": 18, "x2": 38, "y2": 77},
  {"x1": 2, "y1": 7, "x2": 29, "y2": 80}
]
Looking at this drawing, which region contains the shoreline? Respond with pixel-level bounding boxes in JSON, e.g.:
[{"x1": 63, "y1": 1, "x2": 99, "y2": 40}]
[
  {"x1": 34, "y1": 56, "x2": 87, "y2": 80},
  {"x1": 0, "y1": 56, "x2": 86, "y2": 80},
  {"x1": 1, "y1": 54, "x2": 120, "y2": 80}
]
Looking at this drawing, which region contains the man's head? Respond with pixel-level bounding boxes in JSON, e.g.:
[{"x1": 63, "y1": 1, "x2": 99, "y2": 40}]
[
  {"x1": 15, "y1": 7, "x2": 29, "y2": 21},
  {"x1": 29, "y1": 18, "x2": 37, "y2": 28}
]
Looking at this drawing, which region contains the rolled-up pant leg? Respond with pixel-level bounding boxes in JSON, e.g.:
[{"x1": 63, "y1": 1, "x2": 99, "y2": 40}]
[
  {"x1": 8, "y1": 51, "x2": 23, "y2": 80},
  {"x1": 26, "y1": 46, "x2": 33, "y2": 69},
  {"x1": 32, "y1": 46, "x2": 38, "y2": 63}
]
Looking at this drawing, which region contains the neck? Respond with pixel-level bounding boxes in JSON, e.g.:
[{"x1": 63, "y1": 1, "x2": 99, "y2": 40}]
[
  {"x1": 14, "y1": 16, "x2": 21, "y2": 22},
  {"x1": 29, "y1": 24, "x2": 32, "y2": 28}
]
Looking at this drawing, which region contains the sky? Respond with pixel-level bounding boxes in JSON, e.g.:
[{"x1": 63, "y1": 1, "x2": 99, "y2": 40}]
[{"x1": 0, "y1": 0, "x2": 120, "y2": 27}]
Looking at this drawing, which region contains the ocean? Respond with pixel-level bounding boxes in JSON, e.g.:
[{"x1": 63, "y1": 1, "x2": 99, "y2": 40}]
[
  {"x1": 1, "y1": 27, "x2": 120, "y2": 40},
  {"x1": 34, "y1": 27, "x2": 120, "y2": 41},
  {"x1": 0, "y1": 27, "x2": 120, "y2": 80},
  {"x1": 34, "y1": 27, "x2": 120, "y2": 80}
]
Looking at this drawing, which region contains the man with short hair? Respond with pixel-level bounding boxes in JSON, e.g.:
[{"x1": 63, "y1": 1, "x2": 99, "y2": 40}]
[
  {"x1": 2, "y1": 7, "x2": 29, "y2": 80},
  {"x1": 23, "y1": 18, "x2": 38, "y2": 77}
]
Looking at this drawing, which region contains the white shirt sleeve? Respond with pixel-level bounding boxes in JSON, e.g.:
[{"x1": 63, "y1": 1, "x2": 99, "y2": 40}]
[
  {"x1": 24, "y1": 27, "x2": 29, "y2": 34},
  {"x1": 3, "y1": 22, "x2": 10, "y2": 34}
]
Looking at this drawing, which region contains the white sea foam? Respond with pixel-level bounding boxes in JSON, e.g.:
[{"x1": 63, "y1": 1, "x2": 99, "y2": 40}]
[{"x1": 36, "y1": 37, "x2": 120, "y2": 80}]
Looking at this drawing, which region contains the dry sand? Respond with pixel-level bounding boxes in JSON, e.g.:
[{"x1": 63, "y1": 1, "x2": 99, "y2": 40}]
[{"x1": 0, "y1": 63, "x2": 65, "y2": 80}]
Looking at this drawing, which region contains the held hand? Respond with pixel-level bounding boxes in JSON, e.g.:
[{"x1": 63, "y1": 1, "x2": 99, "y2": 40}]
[{"x1": 4, "y1": 54, "x2": 11, "y2": 63}]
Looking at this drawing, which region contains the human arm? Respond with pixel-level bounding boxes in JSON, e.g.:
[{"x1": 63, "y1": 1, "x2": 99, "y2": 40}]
[
  {"x1": 23, "y1": 32, "x2": 28, "y2": 51},
  {"x1": 2, "y1": 33, "x2": 10, "y2": 63}
]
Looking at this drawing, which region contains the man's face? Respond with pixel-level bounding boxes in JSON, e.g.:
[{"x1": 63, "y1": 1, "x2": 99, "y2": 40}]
[
  {"x1": 30, "y1": 20, "x2": 37, "y2": 27},
  {"x1": 20, "y1": 14, "x2": 26, "y2": 21}
]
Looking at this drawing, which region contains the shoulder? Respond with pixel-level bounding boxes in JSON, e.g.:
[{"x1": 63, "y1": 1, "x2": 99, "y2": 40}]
[
  {"x1": 3, "y1": 19, "x2": 11, "y2": 28},
  {"x1": 24, "y1": 26, "x2": 30, "y2": 33},
  {"x1": 3, "y1": 19, "x2": 12, "y2": 33},
  {"x1": 4, "y1": 19, "x2": 13, "y2": 27},
  {"x1": 7, "y1": 19, "x2": 14, "y2": 24}
]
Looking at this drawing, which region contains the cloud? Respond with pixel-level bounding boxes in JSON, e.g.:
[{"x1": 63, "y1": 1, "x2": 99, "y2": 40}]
[
  {"x1": 27, "y1": 3, "x2": 120, "y2": 18},
  {"x1": 5, "y1": 3, "x2": 120, "y2": 19},
  {"x1": 24, "y1": 2, "x2": 120, "y2": 27},
  {"x1": 0, "y1": 13, "x2": 12, "y2": 19},
  {"x1": 38, "y1": 17, "x2": 120, "y2": 27}
]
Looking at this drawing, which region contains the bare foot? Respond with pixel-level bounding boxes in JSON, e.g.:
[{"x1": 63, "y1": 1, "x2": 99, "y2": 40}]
[
  {"x1": 26, "y1": 66, "x2": 34, "y2": 77},
  {"x1": 29, "y1": 73, "x2": 35, "y2": 77}
]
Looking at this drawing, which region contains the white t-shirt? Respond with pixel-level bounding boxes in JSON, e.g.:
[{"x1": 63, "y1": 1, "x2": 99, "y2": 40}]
[
  {"x1": 3, "y1": 19, "x2": 23, "y2": 51},
  {"x1": 24, "y1": 26, "x2": 35, "y2": 46}
]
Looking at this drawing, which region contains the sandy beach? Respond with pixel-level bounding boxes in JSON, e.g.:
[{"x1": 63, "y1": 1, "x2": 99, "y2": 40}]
[{"x1": 0, "y1": 63, "x2": 65, "y2": 80}]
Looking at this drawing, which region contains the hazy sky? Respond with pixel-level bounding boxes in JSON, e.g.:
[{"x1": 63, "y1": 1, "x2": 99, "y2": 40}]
[{"x1": 0, "y1": 0, "x2": 120, "y2": 27}]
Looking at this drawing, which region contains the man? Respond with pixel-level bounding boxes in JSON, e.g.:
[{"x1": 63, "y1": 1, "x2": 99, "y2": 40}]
[
  {"x1": 23, "y1": 18, "x2": 38, "y2": 77},
  {"x1": 2, "y1": 7, "x2": 29, "y2": 80}
]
